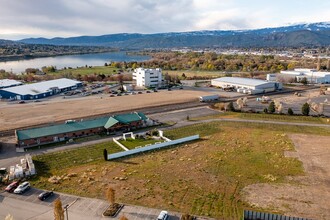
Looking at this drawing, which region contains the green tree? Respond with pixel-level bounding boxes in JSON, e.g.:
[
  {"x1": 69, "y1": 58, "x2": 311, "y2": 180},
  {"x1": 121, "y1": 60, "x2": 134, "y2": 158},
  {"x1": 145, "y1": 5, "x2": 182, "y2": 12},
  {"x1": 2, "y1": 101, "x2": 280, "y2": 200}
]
[
  {"x1": 227, "y1": 102, "x2": 235, "y2": 112},
  {"x1": 263, "y1": 108, "x2": 268, "y2": 114},
  {"x1": 300, "y1": 77, "x2": 308, "y2": 85},
  {"x1": 287, "y1": 108, "x2": 294, "y2": 115},
  {"x1": 268, "y1": 101, "x2": 275, "y2": 113},
  {"x1": 302, "y1": 103, "x2": 310, "y2": 116}
]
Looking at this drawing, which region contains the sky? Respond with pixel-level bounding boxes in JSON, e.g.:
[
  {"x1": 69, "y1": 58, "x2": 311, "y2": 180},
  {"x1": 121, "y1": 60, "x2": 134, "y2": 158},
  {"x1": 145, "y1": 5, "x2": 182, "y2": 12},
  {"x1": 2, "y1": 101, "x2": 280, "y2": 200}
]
[{"x1": 1, "y1": 0, "x2": 330, "y2": 40}]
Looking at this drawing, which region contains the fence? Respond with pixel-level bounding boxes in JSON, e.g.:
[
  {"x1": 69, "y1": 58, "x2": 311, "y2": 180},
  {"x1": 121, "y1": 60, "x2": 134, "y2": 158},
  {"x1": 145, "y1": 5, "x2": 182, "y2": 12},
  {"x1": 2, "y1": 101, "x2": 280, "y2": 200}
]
[
  {"x1": 108, "y1": 135, "x2": 199, "y2": 160},
  {"x1": 244, "y1": 210, "x2": 312, "y2": 220}
]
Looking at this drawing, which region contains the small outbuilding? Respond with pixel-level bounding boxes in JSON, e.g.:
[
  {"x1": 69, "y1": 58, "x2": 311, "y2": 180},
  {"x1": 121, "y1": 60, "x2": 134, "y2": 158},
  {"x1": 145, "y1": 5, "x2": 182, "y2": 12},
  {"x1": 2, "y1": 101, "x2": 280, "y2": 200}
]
[
  {"x1": 0, "y1": 78, "x2": 82, "y2": 100},
  {"x1": 211, "y1": 77, "x2": 282, "y2": 94}
]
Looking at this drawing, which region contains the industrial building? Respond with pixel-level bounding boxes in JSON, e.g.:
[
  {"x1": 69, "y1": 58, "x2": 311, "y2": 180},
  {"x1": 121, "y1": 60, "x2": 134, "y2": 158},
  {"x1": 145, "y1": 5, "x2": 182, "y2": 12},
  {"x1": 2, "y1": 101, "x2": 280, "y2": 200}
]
[
  {"x1": 0, "y1": 79, "x2": 23, "y2": 89},
  {"x1": 15, "y1": 112, "x2": 148, "y2": 148},
  {"x1": 0, "y1": 78, "x2": 82, "y2": 100},
  {"x1": 211, "y1": 77, "x2": 282, "y2": 94},
  {"x1": 280, "y1": 68, "x2": 330, "y2": 84},
  {"x1": 133, "y1": 68, "x2": 163, "y2": 88}
]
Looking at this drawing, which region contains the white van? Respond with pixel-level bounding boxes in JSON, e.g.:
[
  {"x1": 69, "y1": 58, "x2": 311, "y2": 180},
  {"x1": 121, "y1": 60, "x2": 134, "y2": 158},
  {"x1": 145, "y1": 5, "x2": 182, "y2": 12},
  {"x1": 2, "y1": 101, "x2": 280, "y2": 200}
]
[{"x1": 157, "y1": 210, "x2": 168, "y2": 220}]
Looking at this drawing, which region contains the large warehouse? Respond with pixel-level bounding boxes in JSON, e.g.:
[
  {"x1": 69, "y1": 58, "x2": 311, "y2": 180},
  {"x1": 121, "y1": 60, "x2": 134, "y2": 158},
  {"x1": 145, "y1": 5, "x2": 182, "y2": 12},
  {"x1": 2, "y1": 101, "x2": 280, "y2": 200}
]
[
  {"x1": 280, "y1": 68, "x2": 330, "y2": 84},
  {"x1": 0, "y1": 78, "x2": 82, "y2": 100},
  {"x1": 15, "y1": 112, "x2": 149, "y2": 148},
  {"x1": 0, "y1": 79, "x2": 23, "y2": 89},
  {"x1": 211, "y1": 77, "x2": 282, "y2": 94}
]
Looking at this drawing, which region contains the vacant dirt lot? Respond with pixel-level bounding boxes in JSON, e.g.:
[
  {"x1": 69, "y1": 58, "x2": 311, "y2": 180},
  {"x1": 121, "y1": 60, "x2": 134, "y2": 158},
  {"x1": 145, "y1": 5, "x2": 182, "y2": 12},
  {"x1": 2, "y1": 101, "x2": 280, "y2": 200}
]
[
  {"x1": 0, "y1": 90, "x2": 210, "y2": 131},
  {"x1": 242, "y1": 134, "x2": 330, "y2": 220}
]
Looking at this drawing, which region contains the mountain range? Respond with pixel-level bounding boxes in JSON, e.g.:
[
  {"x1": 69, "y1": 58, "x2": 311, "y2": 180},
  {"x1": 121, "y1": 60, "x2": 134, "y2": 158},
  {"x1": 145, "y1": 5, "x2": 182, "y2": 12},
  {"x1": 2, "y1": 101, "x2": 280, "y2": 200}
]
[{"x1": 7, "y1": 22, "x2": 330, "y2": 48}]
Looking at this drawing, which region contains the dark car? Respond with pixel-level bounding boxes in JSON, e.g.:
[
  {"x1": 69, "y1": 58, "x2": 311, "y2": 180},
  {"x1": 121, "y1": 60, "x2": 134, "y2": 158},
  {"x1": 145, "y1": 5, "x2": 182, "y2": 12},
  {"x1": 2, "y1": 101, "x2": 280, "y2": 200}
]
[
  {"x1": 38, "y1": 191, "x2": 54, "y2": 201},
  {"x1": 18, "y1": 101, "x2": 26, "y2": 104},
  {"x1": 5, "y1": 181, "x2": 19, "y2": 193}
]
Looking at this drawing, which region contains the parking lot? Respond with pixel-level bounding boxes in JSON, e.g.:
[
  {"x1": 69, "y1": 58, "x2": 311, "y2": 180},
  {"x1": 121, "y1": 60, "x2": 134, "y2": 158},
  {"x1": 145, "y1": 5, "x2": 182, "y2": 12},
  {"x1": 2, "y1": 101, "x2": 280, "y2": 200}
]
[{"x1": 0, "y1": 187, "x2": 214, "y2": 220}]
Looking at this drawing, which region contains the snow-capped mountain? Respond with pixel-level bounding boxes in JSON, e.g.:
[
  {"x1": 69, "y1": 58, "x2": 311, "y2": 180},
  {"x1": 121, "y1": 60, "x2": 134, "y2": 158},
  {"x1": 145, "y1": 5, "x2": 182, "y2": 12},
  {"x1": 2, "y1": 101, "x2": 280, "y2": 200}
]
[{"x1": 17, "y1": 22, "x2": 330, "y2": 48}]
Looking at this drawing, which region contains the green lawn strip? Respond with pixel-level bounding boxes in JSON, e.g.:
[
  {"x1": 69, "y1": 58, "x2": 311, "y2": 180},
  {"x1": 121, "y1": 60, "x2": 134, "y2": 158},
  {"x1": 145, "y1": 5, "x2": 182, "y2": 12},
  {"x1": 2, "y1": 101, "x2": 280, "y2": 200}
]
[
  {"x1": 52, "y1": 66, "x2": 120, "y2": 76},
  {"x1": 118, "y1": 138, "x2": 161, "y2": 150},
  {"x1": 31, "y1": 141, "x2": 122, "y2": 177}
]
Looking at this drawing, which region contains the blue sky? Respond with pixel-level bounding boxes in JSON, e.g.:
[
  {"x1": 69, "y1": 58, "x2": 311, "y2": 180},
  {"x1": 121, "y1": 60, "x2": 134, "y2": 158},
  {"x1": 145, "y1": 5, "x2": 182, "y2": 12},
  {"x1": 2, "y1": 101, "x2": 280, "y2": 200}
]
[{"x1": 0, "y1": 0, "x2": 329, "y2": 40}]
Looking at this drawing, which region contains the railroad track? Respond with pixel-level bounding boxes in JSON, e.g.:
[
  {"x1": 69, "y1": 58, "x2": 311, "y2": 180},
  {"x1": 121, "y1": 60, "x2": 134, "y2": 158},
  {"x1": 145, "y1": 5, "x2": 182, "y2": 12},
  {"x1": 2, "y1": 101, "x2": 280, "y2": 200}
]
[{"x1": 0, "y1": 101, "x2": 207, "y2": 137}]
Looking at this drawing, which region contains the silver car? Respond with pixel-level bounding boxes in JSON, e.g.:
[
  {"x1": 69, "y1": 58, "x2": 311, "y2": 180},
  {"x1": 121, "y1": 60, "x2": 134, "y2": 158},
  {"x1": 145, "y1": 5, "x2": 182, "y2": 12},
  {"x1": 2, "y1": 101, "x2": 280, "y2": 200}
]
[{"x1": 13, "y1": 181, "x2": 30, "y2": 194}]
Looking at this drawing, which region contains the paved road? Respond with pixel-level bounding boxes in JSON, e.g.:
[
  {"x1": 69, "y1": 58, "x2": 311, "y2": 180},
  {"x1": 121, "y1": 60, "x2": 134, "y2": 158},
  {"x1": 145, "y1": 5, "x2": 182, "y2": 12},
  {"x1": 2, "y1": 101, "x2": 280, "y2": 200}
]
[{"x1": 0, "y1": 189, "x2": 213, "y2": 220}]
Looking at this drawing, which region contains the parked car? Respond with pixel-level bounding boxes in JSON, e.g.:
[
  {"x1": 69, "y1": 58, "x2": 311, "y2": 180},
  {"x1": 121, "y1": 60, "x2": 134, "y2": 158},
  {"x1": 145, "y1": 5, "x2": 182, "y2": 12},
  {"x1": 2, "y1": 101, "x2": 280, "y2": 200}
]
[
  {"x1": 146, "y1": 90, "x2": 151, "y2": 93},
  {"x1": 157, "y1": 210, "x2": 169, "y2": 220},
  {"x1": 18, "y1": 101, "x2": 25, "y2": 104},
  {"x1": 137, "y1": 91, "x2": 143, "y2": 94},
  {"x1": 13, "y1": 181, "x2": 30, "y2": 194},
  {"x1": 153, "y1": 89, "x2": 158, "y2": 92},
  {"x1": 38, "y1": 191, "x2": 54, "y2": 201},
  {"x1": 109, "y1": 94, "x2": 115, "y2": 97},
  {"x1": 5, "y1": 181, "x2": 19, "y2": 193}
]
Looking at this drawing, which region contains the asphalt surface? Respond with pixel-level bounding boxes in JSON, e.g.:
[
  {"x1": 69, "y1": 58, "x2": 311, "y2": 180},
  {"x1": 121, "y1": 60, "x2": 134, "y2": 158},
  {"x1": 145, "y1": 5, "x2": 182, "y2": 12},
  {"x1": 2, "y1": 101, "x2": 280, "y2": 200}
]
[{"x1": 0, "y1": 188, "x2": 213, "y2": 220}]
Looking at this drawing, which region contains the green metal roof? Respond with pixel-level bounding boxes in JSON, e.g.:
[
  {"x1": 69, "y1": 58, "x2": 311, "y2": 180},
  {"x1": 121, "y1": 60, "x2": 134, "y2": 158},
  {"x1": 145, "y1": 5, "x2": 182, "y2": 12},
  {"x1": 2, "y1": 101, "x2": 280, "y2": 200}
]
[
  {"x1": 16, "y1": 117, "x2": 109, "y2": 141},
  {"x1": 16, "y1": 112, "x2": 148, "y2": 141},
  {"x1": 113, "y1": 112, "x2": 148, "y2": 124},
  {"x1": 104, "y1": 117, "x2": 119, "y2": 129}
]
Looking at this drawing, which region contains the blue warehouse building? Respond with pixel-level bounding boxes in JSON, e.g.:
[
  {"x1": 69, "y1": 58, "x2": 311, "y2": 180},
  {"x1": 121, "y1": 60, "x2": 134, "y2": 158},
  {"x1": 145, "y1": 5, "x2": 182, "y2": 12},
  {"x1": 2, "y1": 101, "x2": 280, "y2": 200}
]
[{"x1": 0, "y1": 78, "x2": 82, "y2": 100}]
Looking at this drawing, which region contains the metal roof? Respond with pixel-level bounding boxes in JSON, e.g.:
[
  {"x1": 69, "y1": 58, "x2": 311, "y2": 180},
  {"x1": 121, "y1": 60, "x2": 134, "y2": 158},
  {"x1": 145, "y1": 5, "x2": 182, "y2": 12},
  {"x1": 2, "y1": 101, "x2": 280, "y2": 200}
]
[
  {"x1": 16, "y1": 117, "x2": 109, "y2": 141},
  {"x1": 212, "y1": 77, "x2": 273, "y2": 87},
  {"x1": 1, "y1": 78, "x2": 81, "y2": 96},
  {"x1": 104, "y1": 118, "x2": 119, "y2": 129},
  {"x1": 0, "y1": 79, "x2": 23, "y2": 88},
  {"x1": 16, "y1": 112, "x2": 148, "y2": 141}
]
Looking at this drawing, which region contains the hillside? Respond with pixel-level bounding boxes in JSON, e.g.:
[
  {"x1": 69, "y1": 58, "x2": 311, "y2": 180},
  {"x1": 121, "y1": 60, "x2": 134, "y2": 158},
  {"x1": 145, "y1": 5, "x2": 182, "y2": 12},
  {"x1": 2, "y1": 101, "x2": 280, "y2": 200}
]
[{"x1": 18, "y1": 22, "x2": 330, "y2": 48}]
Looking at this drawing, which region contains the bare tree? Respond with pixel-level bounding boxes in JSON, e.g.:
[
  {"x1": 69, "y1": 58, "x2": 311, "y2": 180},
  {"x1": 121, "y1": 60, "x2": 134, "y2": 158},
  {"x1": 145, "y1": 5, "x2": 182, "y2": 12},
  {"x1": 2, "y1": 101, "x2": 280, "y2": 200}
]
[
  {"x1": 5, "y1": 214, "x2": 14, "y2": 220},
  {"x1": 120, "y1": 215, "x2": 129, "y2": 220},
  {"x1": 54, "y1": 198, "x2": 65, "y2": 220},
  {"x1": 106, "y1": 187, "x2": 116, "y2": 205}
]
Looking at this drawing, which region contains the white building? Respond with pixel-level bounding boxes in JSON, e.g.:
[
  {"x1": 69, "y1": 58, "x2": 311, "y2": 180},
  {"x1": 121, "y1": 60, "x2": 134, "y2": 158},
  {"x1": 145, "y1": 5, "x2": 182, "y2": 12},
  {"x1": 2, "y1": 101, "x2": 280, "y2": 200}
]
[
  {"x1": 280, "y1": 69, "x2": 330, "y2": 84},
  {"x1": 0, "y1": 79, "x2": 23, "y2": 89},
  {"x1": 211, "y1": 77, "x2": 282, "y2": 94},
  {"x1": 133, "y1": 68, "x2": 163, "y2": 88}
]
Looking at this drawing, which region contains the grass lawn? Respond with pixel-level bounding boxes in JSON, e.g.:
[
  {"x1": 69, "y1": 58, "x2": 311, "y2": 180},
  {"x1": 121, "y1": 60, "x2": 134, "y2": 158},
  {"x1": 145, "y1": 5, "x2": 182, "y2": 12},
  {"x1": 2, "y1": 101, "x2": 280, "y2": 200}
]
[
  {"x1": 29, "y1": 121, "x2": 330, "y2": 219},
  {"x1": 191, "y1": 111, "x2": 329, "y2": 124},
  {"x1": 119, "y1": 138, "x2": 161, "y2": 150},
  {"x1": 166, "y1": 70, "x2": 224, "y2": 78},
  {"x1": 53, "y1": 66, "x2": 120, "y2": 76}
]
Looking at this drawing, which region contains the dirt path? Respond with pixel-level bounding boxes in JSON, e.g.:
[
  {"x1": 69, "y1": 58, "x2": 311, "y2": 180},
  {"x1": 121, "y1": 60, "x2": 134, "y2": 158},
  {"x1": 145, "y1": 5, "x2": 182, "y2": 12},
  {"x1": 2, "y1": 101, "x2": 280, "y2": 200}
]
[{"x1": 242, "y1": 134, "x2": 330, "y2": 219}]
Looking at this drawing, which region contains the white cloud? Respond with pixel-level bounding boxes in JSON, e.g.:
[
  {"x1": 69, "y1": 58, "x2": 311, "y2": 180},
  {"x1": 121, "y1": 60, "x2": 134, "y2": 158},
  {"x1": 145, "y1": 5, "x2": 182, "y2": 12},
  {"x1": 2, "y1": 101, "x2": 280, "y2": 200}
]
[{"x1": 0, "y1": 0, "x2": 329, "y2": 40}]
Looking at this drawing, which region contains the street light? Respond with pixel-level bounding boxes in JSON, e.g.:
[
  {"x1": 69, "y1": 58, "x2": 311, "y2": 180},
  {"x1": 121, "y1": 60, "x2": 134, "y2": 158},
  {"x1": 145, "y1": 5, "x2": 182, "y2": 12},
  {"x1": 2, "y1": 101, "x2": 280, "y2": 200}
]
[{"x1": 64, "y1": 204, "x2": 69, "y2": 220}]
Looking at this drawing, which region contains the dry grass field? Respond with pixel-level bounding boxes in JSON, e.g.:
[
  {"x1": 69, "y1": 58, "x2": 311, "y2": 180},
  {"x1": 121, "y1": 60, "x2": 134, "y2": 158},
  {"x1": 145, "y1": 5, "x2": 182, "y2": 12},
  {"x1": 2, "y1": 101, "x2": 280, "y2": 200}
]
[
  {"x1": 0, "y1": 90, "x2": 209, "y2": 131},
  {"x1": 29, "y1": 121, "x2": 330, "y2": 219},
  {"x1": 242, "y1": 134, "x2": 330, "y2": 220}
]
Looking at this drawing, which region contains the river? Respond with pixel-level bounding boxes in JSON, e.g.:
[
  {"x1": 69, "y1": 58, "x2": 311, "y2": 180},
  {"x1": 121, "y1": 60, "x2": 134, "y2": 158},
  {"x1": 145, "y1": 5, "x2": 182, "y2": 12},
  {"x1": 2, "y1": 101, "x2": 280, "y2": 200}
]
[{"x1": 0, "y1": 51, "x2": 150, "y2": 74}]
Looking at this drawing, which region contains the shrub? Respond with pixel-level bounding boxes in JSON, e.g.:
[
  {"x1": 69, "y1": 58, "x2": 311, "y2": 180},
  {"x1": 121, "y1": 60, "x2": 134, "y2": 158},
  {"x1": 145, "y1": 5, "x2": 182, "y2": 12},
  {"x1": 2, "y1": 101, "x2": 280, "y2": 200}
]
[
  {"x1": 151, "y1": 129, "x2": 159, "y2": 136},
  {"x1": 268, "y1": 101, "x2": 275, "y2": 113},
  {"x1": 227, "y1": 102, "x2": 235, "y2": 112},
  {"x1": 302, "y1": 103, "x2": 310, "y2": 116},
  {"x1": 288, "y1": 108, "x2": 294, "y2": 115},
  {"x1": 263, "y1": 108, "x2": 268, "y2": 114}
]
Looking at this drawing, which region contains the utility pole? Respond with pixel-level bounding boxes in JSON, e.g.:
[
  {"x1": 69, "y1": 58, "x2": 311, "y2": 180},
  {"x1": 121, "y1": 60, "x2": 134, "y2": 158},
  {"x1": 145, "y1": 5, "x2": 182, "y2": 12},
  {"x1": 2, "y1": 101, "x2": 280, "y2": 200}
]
[{"x1": 64, "y1": 204, "x2": 69, "y2": 220}]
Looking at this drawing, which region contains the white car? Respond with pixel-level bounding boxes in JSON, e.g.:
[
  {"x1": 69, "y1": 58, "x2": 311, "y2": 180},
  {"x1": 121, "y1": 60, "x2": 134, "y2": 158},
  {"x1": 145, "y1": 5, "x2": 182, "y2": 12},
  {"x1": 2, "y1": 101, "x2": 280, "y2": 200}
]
[
  {"x1": 13, "y1": 181, "x2": 30, "y2": 194},
  {"x1": 157, "y1": 210, "x2": 168, "y2": 220}
]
